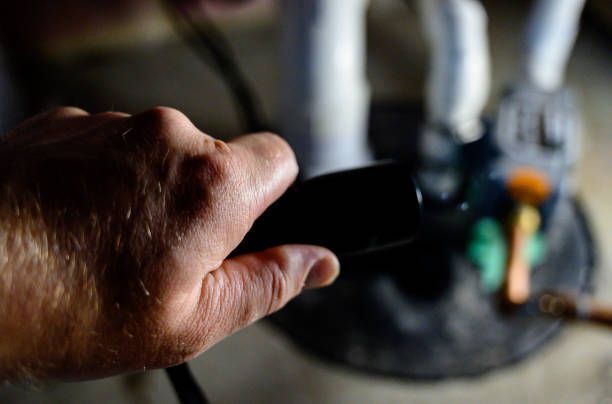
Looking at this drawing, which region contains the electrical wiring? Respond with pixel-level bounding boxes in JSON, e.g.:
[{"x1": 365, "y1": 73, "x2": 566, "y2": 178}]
[
  {"x1": 166, "y1": 364, "x2": 209, "y2": 404},
  {"x1": 163, "y1": 1, "x2": 268, "y2": 134}
]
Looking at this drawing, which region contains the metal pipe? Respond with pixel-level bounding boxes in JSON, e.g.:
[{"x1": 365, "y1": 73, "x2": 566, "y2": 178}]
[
  {"x1": 520, "y1": 0, "x2": 586, "y2": 92},
  {"x1": 280, "y1": 0, "x2": 372, "y2": 177},
  {"x1": 418, "y1": 0, "x2": 490, "y2": 142}
]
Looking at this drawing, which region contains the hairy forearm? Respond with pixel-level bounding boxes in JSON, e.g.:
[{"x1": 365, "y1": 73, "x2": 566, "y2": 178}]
[
  {"x1": 0, "y1": 124, "x2": 198, "y2": 381},
  {"x1": 0, "y1": 140, "x2": 162, "y2": 381},
  {"x1": 0, "y1": 179, "x2": 103, "y2": 381}
]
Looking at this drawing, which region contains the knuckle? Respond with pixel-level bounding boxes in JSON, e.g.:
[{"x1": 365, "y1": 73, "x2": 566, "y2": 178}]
[
  {"x1": 260, "y1": 132, "x2": 290, "y2": 149},
  {"x1": 136, "y1": 106, "x2": 195, "y2": 148},
  {"x1": 256, "y1": 132, "x2": 293, "y2": 157},
  {"x1": 145, "y1": 106, "x2": 189, "y2": 126},
  {"x1": 48, "y1": 106, "x2": 89, "y2": 118},
  {"x1": 95, "y1": 111, "x2": 130, "y2": 119},
  {"x1": 255, "y1": 132, "x2": 298, "y2": 173}
]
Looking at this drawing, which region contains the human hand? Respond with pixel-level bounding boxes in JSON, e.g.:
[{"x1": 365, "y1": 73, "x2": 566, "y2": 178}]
[{"x1": 0, "y1": 106, "x2": 339, "y2": 381}]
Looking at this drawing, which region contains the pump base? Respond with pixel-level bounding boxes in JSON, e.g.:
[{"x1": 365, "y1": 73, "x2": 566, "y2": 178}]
[{"x1": 270, "y1": 101, "x2": 596, "y2": 379}]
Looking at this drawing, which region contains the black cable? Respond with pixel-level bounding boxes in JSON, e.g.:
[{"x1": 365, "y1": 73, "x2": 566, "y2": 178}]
[
  {"x1": 166, "y1": 364, "x2": 209, "y2": 404},
  {"x1": 164, "y1": 2, "x2": 268, "y2": 133}
]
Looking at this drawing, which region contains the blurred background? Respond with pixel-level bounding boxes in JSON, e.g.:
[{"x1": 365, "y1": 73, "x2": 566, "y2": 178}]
[{"x1": 0, "y1": 0, "x2": 610, "y2": 402}]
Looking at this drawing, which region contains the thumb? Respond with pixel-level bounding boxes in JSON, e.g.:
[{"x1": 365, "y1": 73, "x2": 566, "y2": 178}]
[{"x1": 189, "y1": 245, "x2": 339, "y2": 351}]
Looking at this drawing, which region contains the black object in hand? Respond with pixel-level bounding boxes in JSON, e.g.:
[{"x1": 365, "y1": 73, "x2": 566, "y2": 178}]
[{"x1": 232, "y1": 161, "x2": 422, "y2": 259}]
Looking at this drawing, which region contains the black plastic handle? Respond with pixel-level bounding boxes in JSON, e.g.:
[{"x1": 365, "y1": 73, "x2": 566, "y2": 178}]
[{"x1": 231, "y1": 161, "x2": 422, "y2": 259}]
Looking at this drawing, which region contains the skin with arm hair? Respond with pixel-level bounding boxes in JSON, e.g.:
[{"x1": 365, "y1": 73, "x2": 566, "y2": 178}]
[{"x1": 0, "y1": 106, "x2": 339, "y2": 382}]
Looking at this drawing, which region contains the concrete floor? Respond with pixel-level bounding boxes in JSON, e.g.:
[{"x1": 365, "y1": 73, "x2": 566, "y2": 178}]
[{"x1": 1, "y1": 0, "x2": 611, "y2": 403}]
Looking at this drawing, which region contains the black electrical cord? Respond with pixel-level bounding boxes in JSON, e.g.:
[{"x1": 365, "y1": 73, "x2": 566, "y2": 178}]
[
  {"x1": 166, "y1": 364, "x2": 209, "y2": 404},
  {"x1": 163, "y1": 2, "x2": 268, "y2": 134},
  {"x1": 161, "y1": 3, "x2": 269, "y2": 404}
]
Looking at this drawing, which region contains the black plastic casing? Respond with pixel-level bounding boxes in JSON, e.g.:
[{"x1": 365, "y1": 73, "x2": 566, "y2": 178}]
[{"x1": 231, "y1": 161, "x2": 422, "y2": 260}]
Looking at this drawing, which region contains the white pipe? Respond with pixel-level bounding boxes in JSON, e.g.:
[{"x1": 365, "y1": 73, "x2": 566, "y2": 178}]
[
  {"x1": 521, "y1": 0, "x2": 586, "y2": 92},
  {"x1": 418, "y1": 0, "x2": 490, "y2": 142},
  {"x1": 280, "y1": 0, "x2": 371, "y2": 177}
]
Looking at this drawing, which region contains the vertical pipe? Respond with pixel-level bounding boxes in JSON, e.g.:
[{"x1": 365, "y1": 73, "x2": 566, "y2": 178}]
[
  {"x1": 418, "y1": 0, "x2": 490, "y2": 142},
  {"x1": 521, "y1": 0, "x2": 586, "y2": 92},
  {"x1": 280, "y1": 0, "x2": 371, "y2": 177}
]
